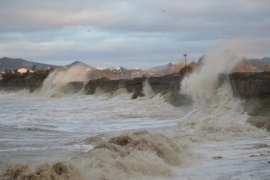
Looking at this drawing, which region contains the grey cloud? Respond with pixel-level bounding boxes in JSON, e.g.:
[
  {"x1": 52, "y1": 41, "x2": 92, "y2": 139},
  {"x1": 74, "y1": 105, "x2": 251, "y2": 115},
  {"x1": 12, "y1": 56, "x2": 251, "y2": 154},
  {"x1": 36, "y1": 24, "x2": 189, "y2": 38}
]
[
  {"x1": 0, "y1": 0, "x2": 269, "y2": 68},
  {"x1": 1, "y1": 0, "x2": 269, "y2": 32}
]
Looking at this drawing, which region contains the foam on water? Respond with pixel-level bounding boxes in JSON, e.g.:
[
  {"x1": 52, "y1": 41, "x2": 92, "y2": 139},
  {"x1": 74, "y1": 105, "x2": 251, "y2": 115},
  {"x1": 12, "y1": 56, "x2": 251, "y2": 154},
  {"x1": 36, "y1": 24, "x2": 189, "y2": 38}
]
[
  {"x1": 173, "y1": 135, "x2": 270, "y2": 180},
  {"x1": 1, "y1": 37, "x2": 270, "y2": 179},
  {"x1": 1, "y1": 131, "x2": 196, "y2": 180},
  {"x1": 2, "y1": 161, "x2": 82, "y2": 180},
  {"x1": 178, "y1": 38, "x2": 267, "y2": 143},
  {"x1": 0, "y1": 85, "x2": 269, "y2": 179},
  {"x1": 35, "y1": 64, "x2": 89, "y2": 98},
  {"x1": 73, "y1": 131, "x2": 189, "y2": 179},
  {"x1": 142, "y1": 80, "x2": 155, "y2": 98},
  {"x1": 178, "y1": 83, "x2": 264, "y2": 143}
]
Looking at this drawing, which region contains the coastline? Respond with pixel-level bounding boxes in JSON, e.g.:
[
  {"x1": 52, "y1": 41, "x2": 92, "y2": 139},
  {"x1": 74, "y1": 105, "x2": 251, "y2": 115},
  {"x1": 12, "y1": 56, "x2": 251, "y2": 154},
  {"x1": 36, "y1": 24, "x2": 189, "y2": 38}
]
[{"x1": 1, "y1": 71, "x2": 270, "y2": 131}]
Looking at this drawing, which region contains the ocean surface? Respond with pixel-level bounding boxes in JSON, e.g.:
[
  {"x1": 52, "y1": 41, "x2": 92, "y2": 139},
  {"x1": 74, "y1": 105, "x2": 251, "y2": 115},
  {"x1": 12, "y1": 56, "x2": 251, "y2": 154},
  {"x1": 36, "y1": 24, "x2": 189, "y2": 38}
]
[{"x1": 0, "y1": 77, "x2": 269, "y2": 179}]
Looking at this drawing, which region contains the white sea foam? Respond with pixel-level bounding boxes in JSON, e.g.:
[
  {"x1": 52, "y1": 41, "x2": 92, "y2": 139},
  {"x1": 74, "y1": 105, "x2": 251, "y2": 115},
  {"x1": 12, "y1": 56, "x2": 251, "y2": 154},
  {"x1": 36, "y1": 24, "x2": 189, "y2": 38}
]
[
  {"x1": 142, "y1": 79, "x2": 155, "y2": 98},
  {"x1": 1, "y1": 37, "x2": 269, "y2": 179},
  {"x1": 36, "y1": 64, "x2": 89, "y2": 98},
  {"x1": 179, "y1": 38, "x2": 267, "y2": 143},
  {"x1": 0, "y1": 85, "x2": 269, "y2": 179}
]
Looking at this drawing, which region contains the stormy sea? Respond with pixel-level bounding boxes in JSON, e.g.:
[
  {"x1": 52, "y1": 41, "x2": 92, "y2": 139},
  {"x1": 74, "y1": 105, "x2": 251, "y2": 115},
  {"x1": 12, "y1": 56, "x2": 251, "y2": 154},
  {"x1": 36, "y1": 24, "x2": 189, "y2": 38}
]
[{"x1": 0, "y1": 64, "x2": 270, "y2": 179}]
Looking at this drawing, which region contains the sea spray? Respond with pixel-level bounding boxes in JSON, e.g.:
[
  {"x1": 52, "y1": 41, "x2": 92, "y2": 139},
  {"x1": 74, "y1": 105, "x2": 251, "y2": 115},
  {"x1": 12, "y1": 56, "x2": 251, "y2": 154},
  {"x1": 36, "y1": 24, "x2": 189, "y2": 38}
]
[
  {"x1": 178, "y1": 38, "x2": 264, "y2": 141},
  {"x1": 94, "y1": 85, "x2": 131, "y2": 99},
  {"x1": 142, "y1": 79, "x2": 155, "y2": 98},
  {"x1": 2, "y1": 72, "x2": 269, "y2": 179},
  {"x1": 1, "y1": 131, "x2": 195, "y2": 180},
  {"x1": 73, "y1": 131, "x2": 193, "y2": 180},
  {"x1": 181, "y1": 37, "x2": 264, "y2": 107},
  {"x1": 36, "y1": 63, "x2": 90, "y2": 97},
  {"x1": 181, "y1": 53, "x2": 242, "y2": 108}
]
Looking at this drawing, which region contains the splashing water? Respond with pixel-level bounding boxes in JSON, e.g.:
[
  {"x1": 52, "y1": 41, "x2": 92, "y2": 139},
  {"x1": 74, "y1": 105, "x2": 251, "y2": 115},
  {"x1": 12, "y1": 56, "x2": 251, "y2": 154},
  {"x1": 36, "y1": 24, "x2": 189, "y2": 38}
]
[
  {"x1": 142, "y1": 80, "x2": 155, "y2": 98},
  {"x1": 1, "y1": 37, "x2": 269, "y2": 179},
  {"x1": 36, "y1": 64, "x2": 90, "y2": 97},
  {"x1": 179, "y1": 37, "x2": 266, "y2": 142},
  {"x1": 181, "y1": 37, "x2": 263, "y2": 108}
]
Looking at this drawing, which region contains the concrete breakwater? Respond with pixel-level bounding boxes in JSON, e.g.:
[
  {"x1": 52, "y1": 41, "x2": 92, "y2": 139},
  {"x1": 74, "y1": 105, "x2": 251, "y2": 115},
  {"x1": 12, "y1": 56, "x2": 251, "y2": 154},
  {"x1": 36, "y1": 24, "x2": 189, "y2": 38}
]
[
  {"x1": 229, "y1": 72, "x2": 270, "y2": 117},
  {"x1": 84, "y1": 75, "x2": 180, "y2": 96},
  {"x1": 1, "y1": 72, "x2": 269, "y2": 130},
  {"x1": 0, "y1": 78, "x2": 43, "y2": 92},
  {"x1": 46, "y1": 72, "x2": 270, "y2": 130},
  {"x1": 219, "y1": 72, "x2": 270, "y2": 115},
  {"x1": 219, "y1": 72, "x2": 270, "y2": 131},
  {"x1": 0, "y1": 74, "x2": 187, "y2": 105},
  {"x1": 83, "y1": 75, "x2": 188, "y2": 106},
  {"x1": 1, "y1": 72, "x2": 270, "y2": 109},
  {"x1": 1, "y1": 72, "x2": 270, "y2": 101},
  {"x1": 219, "y1": 72, "x2": 270, "y2": 98}
]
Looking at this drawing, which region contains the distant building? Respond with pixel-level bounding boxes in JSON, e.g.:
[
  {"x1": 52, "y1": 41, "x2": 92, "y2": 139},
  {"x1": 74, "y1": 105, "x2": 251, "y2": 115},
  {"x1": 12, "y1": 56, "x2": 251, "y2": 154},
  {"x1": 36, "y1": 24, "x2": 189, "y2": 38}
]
[
  {"x1": 131, "y1": 68, "x2": 142, "y2": 78},
  {"x1": 18, "y1": 68, "x2": 33, "y2": 74},
  {"x1": 251, "y1": 67, "x2": 264, "y2": 72},
  {"x1": 18, "y1": 68, "x2": 28, "y2": 74},
  {"x1": 131, "y1": 72, "x2": 142, "y2": 78}
]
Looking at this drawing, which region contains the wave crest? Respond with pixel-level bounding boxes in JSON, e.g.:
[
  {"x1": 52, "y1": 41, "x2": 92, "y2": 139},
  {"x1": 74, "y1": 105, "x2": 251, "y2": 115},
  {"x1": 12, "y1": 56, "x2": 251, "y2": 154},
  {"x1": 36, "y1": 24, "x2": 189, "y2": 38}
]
[
  {"x1": 1, "y1": 161, "x2": 82, "y2": 180},
  {"x1": 74, "y1": 131, "x2": 190, "y2": 179}
]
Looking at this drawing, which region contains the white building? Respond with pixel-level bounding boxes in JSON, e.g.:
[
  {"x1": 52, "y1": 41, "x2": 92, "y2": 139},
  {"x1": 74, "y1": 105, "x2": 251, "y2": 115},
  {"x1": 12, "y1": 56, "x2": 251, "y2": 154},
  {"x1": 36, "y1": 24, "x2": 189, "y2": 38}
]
[{"x1": 18, "y1": 68, "x2": 33, "y2": 74}]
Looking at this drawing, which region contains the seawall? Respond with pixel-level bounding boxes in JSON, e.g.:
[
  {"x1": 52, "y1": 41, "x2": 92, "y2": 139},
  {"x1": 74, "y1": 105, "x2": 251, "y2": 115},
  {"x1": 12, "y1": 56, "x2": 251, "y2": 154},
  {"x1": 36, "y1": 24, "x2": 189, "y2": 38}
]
[
  {"x1": 0, "y1": 78, "x2": 43, "y2": 92},
  {"x1": 1, "y1": 72, "x2": 270, "y2": 114},
  {"x1": 1, "y1": 71, "x2": 269, "y2": 130},
  {"x1": 84, "y1": 75, "x2": 188, "y2": 106},
  {"x1": 219, "y1": 72, "x2": 270, "y2": 131},
  {"x1": 0, "y1": 74, "x2": 187, "y2": 105},
  {"x1": 219, "y1": 72, "x2": 270, "y2": 115}
]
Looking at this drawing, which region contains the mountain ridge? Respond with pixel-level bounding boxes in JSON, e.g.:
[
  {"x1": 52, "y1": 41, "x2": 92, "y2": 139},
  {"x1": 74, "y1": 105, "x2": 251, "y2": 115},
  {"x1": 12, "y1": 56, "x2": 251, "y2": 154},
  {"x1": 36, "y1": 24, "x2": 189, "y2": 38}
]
[
  {"x1": 0, "y1": 57, "x2": 60, "y2": 70},
  {"x1": 0, "y1": 57, "x2": 269, "y2": 72},
  {"x1": 65, "y1": 61, "x2": 96, "y2": 70}
]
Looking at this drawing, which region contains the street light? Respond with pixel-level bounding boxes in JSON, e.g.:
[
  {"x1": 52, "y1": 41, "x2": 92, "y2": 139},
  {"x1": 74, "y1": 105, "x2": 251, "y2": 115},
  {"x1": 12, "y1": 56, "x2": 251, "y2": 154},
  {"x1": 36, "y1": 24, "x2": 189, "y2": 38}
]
[{"x1": 183, "y1": 54, "x2": 187, "y2": 67}]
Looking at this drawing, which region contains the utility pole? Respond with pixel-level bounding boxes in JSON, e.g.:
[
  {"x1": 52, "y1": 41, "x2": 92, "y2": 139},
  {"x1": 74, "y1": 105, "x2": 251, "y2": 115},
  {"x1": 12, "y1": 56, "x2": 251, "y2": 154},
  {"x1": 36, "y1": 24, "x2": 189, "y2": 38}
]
[{"x1": 183, "y1": 54, "x2": 187, "y2": 67}]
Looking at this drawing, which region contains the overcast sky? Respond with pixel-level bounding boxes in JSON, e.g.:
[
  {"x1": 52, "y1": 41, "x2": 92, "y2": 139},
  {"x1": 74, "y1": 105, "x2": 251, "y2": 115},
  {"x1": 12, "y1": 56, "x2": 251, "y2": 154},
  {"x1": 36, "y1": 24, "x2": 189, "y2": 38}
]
[{"x1": 0, "y1": 0, "x2": 269, "y2": 69}]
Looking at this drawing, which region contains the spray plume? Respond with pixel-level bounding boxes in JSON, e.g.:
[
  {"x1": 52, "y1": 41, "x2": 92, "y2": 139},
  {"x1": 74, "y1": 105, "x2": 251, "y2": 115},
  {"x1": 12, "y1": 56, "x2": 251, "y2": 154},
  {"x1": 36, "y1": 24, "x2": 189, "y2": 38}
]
[
  {"x1": 181, "y1": 37, "x2": 262, "y2": 107},
  {"x1": 38, "y1": 64, "x2": 90, "y2": 97}
]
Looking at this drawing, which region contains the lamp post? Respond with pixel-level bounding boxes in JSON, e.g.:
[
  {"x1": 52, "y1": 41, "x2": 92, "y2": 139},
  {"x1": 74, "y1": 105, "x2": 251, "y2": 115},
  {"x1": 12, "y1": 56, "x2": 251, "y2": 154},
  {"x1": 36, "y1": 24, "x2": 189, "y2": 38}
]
[{"x1": 183, "y1": 54, "x2": 187, "y2": 67}]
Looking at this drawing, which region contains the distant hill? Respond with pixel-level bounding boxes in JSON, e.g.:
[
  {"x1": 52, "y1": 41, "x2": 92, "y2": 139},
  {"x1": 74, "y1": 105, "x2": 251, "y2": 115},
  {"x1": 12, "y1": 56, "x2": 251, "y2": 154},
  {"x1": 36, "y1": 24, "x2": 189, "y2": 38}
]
[
  {"x1": 0, "y1": 57, "x2": 60, "y2": 70},
  {"x1": 247, "y1": 57, "x2": 270, "y2": 66},
  {"x1": 65, "y1": 61, "x2": 96, "y2": 71},
  {"x1": 261, "y1": 57, "x2": 270, "y2": 64},
  {"x1": 148, "y1": 63, "x2": 172, "y2": 72}
]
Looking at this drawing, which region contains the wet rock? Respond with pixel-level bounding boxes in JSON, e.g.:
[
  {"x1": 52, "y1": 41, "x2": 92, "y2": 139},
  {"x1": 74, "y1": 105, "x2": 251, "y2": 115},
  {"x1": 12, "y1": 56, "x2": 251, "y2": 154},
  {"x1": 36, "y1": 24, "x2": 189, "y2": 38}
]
[{"x1": 247, "y1": 116, "x2": 270, "y2": 131}]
